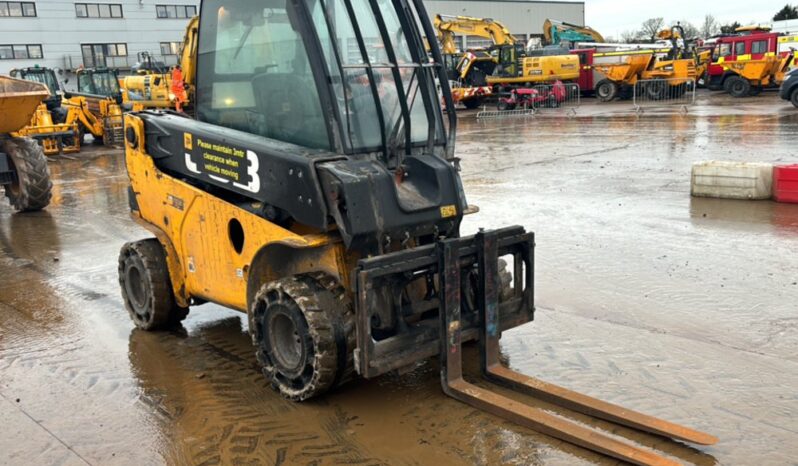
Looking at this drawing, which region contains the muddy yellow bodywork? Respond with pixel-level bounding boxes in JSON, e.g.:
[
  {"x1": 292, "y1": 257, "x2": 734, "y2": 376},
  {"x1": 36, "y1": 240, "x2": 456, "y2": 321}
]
[
  {"x1": 0, "y1": 75, "x2": 50, "y2": 134},
  {"x1": 592, "y1": 54, "x2": 652, "y2": 84},
  {"x1": 124, "y1": 114, "x2": 351, "y2": 313}
]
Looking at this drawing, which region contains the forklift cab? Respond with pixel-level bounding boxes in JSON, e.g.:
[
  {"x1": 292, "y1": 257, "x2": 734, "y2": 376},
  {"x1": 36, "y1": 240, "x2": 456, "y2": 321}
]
[
  {"x1": 9, "y1": 66, "x2": 62, "y2": 109},
  {"x1": 77, "y1": 68, "x2": 123, "y2": 101}
]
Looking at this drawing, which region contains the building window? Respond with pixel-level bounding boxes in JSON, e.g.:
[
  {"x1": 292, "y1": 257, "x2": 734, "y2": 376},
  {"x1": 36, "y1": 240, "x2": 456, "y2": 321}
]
[
  {"x1": 81, "y1": 43, "x2": 126, "y2": 67},
  {"x1": 75, "y1": 3, "x2": 123, "y2": 18},
  {"x1": 155, "y1": 4, "x2": 196, "y2": 19},
  {"x1": 160, "y1": 41, "x2": 181, "y2": 55},
  {"x1": 0, "y1": 44, "x2": 42, "y2": 59},
  {"x1": 0, "y1": 2, "x2": 37, "y2": 17}
]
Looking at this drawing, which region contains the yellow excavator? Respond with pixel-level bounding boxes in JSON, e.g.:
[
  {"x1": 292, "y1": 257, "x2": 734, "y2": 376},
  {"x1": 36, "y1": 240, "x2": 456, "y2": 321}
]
[
  {"x1": 8, "y1": 67, "x2": 80, "y2": 155},
  {"x1": 435, "y1": 14, "x2": 579, "y2": 108},
  {"x1": 118, "y1": 1, "x2": 717, "y2": 464},
  {"x1": 120, "y1": 16, "x2": 198, "y2": 111},
  {"x1": 542, "y1": 19, "x2": 604, "y2": 47}
]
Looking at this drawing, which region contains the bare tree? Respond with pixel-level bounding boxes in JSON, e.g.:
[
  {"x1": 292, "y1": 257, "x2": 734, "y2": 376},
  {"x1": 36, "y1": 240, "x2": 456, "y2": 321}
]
[
  {"x1": 620, "y1": 30, "x2": 640, "y2": 43},
  {"x1": 640, "y1": 17, "x2": 665, "y2": 42},
  {"x1": 700, "y1": 15, "x2": 719, "y2": 38}
]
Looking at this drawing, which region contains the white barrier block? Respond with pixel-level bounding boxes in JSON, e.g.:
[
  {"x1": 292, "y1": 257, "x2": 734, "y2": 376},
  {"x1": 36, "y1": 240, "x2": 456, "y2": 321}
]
[{"x1": 691, "y1": 161, "x2": 773, "y2": 200}]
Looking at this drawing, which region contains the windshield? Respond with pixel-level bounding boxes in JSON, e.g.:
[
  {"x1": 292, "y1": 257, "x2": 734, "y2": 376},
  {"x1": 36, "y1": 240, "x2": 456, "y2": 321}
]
[
  {"x1": 79, "y1": 70, "x2": 120, "y2": 96},
  {"x1": 306, "y1": 0, "x2": 436, "y2": 154},
  {"x1": 24, "y1": 70, "x2": 59, "y2": 96},
  {"x1": 196, "y1": 0, "x2": 443, "y2": 157}
]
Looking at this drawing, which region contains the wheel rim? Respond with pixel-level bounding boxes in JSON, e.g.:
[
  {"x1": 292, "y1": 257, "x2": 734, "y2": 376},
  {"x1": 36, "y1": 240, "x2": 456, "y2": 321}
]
[
  {"x1": 733, "y1": 82, "x2": 744, "y2": 94},
  {"x1": 598, "y1": 84, "x2": 610, "y2": 98},
  {"x1": 124, "y1": 259, "x2": 151, "y2": 323},
  {"x1": 269, "y1": 311, "x2": 303, "y2": 372}
]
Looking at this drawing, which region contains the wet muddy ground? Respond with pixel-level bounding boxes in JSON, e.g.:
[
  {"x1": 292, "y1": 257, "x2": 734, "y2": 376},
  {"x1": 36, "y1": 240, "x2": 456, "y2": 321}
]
[{"x1": 1, "y1": 92, "x2": 797, "y2": 465}]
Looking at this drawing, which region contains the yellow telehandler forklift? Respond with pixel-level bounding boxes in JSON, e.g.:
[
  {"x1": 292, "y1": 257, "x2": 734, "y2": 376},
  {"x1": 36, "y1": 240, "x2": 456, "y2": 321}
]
[
  {"x1": 118, "y1": 1, "x2": 716, "y2": 463},
  {"x1": 62, "y1": 67, "x2": 125, "y2": 146},
  {"x1": 8, "y1": 67, "x2": 80, "y2": 155},
  {"x1": 0, "y1": 75, "x2": 53, "y2": 211}
]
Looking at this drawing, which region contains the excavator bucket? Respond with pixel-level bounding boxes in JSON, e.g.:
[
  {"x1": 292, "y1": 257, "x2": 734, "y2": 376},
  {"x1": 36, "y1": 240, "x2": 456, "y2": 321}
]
[{"x1": 357, "y1": 226, "x2": 717, "y2": 464}]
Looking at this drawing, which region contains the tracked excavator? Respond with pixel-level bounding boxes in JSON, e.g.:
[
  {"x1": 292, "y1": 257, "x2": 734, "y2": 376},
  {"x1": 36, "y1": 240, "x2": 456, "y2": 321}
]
[
  {"x1": 542, "y1": 18, "x2": 604, "y2": 48},
  {"x1": 121, "y1": 16, "x2": 199, "y2": 110},
  {"x1": 434, "y1": 14, "x2": 579, "y2": 108},
  {"x1": 118, "y1": 0, "x2": 717, "y2": 463}
]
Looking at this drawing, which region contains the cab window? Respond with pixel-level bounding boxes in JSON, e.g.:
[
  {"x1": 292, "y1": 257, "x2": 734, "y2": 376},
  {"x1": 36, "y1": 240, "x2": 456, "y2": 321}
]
[
  {"x1": 751, "y1": 40, "x2": 768, "y2": 54},
  {"x1": 718, "y1": 43, "x2": 731, "y2": 58},
  {"x1": 734, "y1": 42, "x2": 746, "y2": 56},
  {"x1": 78, "y1": 72, "x2": 94, "y2": 93},
  {"x1": 196, "y1": 0, "x2": 331, "y2": 150}
]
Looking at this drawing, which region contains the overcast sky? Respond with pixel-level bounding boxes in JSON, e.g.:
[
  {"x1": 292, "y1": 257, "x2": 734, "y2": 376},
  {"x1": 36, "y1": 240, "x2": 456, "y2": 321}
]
[{"x1": 584, "y1": 0, "x2": 789, "y2": 38}]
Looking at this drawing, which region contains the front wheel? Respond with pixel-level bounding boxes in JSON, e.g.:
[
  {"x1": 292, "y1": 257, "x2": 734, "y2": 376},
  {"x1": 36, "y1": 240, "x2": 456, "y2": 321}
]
[
  {"x1": 118, "y1": 239, "x2": 188, "y2": 330},
  {"x1": 2, "y1": 137, "x2": 52, "y2": 212},
  {"x1": 252, "y1": 273, "x2": 354, "y2": 401},
  {"x1": 791, "y1": 88, "x2": 798, "y2": 108},
  {"x1": 595, "y1": 79, "x2": 618, "y2": 102},
  {"x1": 724, "y1": 75, "x2": 751, "y2": 98}
]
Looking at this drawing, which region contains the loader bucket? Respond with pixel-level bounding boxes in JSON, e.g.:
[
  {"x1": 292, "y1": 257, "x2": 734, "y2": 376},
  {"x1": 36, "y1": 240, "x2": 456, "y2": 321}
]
[{"x1": 0, "y1": 76, "x2": 49, "y2": 134}]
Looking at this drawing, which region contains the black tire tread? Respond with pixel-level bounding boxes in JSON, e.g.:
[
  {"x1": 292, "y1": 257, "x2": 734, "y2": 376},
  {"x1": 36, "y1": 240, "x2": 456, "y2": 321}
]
[
  {"x1": 2, "y1": 137, "x2": 52, "y2": 212},
  {"x1": 252, "y1": 272, "x2": 354, "y2": 401},
  {"x1": 118, "y1": 238, "x2": 188, "y2": 330}
]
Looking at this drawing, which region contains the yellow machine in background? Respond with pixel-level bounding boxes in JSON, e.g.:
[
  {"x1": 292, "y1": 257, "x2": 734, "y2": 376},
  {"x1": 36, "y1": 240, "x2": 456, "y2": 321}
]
[
  {"x1": 434, "y1": 14, "x2": 578, "y2": 107},
  {"x1": 120, "y1": 16, "x2": 198, "y2": 110},
  {"x1": 65, "y1": 68, "x2": 125, "y2": 145},
  {"x1": 9, "y1": 67, "x2": 80, "y2": 155},
  {"x1": 591, "y1": 26, "x2": 704, "y2": 101},
  {"x1": 0, "y1": 75, "x2": 53, "y2": 211}
]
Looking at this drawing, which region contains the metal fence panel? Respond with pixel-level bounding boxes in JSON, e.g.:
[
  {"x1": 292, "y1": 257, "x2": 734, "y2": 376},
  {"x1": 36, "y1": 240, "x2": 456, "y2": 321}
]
[{"x1": 633, "y1": 78, "x2": 696, "y2": 113}]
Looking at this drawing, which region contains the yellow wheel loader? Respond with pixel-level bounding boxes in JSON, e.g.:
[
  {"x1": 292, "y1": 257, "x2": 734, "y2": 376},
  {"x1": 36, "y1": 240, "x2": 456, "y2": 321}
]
[
  {"x1": 118, "y1": 1, "x2": 716, "y2": 463},
  {"x1": 9, "y1": 67, "x2": 80, "y2": 155},
  {"x1": 0, "y1": 75, "x2": 53, "y2": 211}
]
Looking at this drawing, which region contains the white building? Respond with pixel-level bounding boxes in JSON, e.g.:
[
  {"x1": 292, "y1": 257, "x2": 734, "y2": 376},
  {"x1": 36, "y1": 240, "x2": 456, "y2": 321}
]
[{"x1": 0, "y1": 0, "x2": 197, "y2": 88}]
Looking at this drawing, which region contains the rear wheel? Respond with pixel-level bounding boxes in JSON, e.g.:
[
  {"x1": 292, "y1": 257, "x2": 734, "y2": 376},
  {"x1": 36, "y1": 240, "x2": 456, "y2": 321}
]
[
  {"x1": 497, "y1": 100, "x2": 514, "y2": 111},
  {"x1": 2, "y1": 137, "x2": 52, "y2": 212},
  {"x1": 724, "y1": 75, "x2": 751, "y2": 97},
  {"x1": 252, "y1": 273, "x2": 354, "y2": 401},
  {"x1": 118, "y1": 239, "x2": 188, "y2": 330},
  {"x1": 595, "y1": 80, "x2": 618, "y2": 102}
]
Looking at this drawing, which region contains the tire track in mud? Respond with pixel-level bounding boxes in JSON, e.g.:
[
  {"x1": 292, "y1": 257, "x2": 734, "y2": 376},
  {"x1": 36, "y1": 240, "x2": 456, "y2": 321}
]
[{"x1": 130, "y1": 323, "x2": 388, "y2": 466}]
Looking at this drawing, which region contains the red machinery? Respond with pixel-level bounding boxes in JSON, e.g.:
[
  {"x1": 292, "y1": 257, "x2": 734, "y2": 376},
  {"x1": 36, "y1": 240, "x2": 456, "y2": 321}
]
[{"x1": 497, "y1": 81, "x2": 567, "y2": 110}]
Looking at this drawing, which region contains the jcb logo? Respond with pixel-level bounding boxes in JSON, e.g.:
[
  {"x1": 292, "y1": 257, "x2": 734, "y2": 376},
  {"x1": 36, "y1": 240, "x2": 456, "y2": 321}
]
[{"x1": 184, "y1": 132, "x2": 193, "y2": 150}]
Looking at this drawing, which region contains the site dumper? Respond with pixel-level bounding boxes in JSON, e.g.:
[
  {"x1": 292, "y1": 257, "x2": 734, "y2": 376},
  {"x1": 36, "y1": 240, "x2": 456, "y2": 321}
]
[
  {"x1": 0, "y1": 75, "x2": 53, "y2": 211},
  {"x1": 118, "y1": 1, "x2": 717, "y2": 463}
]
